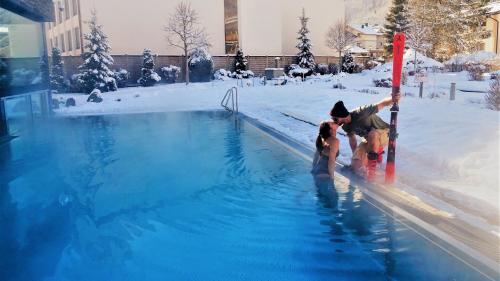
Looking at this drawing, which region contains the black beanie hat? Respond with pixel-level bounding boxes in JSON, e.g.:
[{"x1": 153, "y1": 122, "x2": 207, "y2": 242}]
[{"x1": 330, "y1": 101, "x2": 349, "y2": 118}]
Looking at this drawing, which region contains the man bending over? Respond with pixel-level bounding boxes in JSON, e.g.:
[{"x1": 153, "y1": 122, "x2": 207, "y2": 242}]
[{"x1": 329, "y1": 93, "x2": 401, "y2": 177}]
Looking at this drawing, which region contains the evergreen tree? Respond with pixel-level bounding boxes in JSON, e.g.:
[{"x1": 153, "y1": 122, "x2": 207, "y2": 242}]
[
  {"x1": 384, "y1": 0, "x2": 409, "y2": 55},
  {"x1": 234, "y1": 49, "x2": 248, "y2": 74},
  {"x1": 296, "y1": 8, "x2": 315, "y2": 71},
  {"x1": 409, "y1": 0, "x2": 490, "y2": 60},
  {"x1": 341, "y1": 52, "x2": 356, "y2": 73},
  {"x1": 138, "y1": 49, "x2": 161, "y2": 87},
  {"x1": 39, "y1": 54, "x2": 49, "y2": 88},
  {"x1": 50, "y1": 47, "x2": 65, "y2": 92},
  {"x1": 78, "y1": 10, "x2": 116, "y2": 93}
]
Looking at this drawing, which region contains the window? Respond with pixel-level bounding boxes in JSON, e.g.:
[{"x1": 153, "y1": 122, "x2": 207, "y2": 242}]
[
  {"x1": 64, "y1": 0, "x2": 70, "y2": 20},
  {"x1": 72, "y1": 0, "x2": 79, "y2": 16},
  {"x1": 57, "y1": 2, "x2": 63, "y2": 24},
  {"x1": 60, "y1": 34, "x2": 65, "y2": 52},
  {"x1": 224, "y1": 0, "x2": 238, "y2": 54},
  {"x1": 67, "y1": 30, "x2": 72, "y2": 51},
  {"x1": 74, "y1": 27, "x2": 80, "y2": 49}
]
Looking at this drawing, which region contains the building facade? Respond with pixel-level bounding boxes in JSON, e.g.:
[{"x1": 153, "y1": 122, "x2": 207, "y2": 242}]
[
  {"x1": 347, "y1": 23, "x2": 385, "y2": 58},
  {"x1": 46, "y1": 0, "x2": 346, "y2": 57},
  {"x1": 482, "y1": 2, "x2": 499, "y2": 55}
]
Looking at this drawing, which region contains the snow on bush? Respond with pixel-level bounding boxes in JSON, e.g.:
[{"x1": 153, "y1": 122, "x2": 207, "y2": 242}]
[
  {"x1": 445, "y1": 51, "x2": 499, "y2": 66},
  {"x1": 114, "y1": 68, "x2": 129, "y2": 88},
  {"x1": 288, "y1": 64, "x2": 313, "y2": 78},
  {"x1": 485, "y1": 76, "x2": 500, "y2": 111},
  {"x1": 328, "y1": 64, "x2": 339, "y2": 75},
  {"x1": 138, "y1": 49, "x2": 161, "y2": 87},
  {"x1": 188, "y1": 48, "x2": 213, "y2": 83},
  {"x1": 466, "y1": 64, "x2": 487, "y2": 81},
  {"x1": 364, "y1": 60, "x2": 381, "y2": 70},
  {"x1": 373, "y1": 78, "x2": 392, "y2": 88},
  {"x1": 214, "y1": 68, "x2": 254, "y2": 80},
  {"x1": 160, "y1": 65, "x2": 181, "y2": 83},
  {"x1": 315, "y1": 64, "x2": 329, "y2": 75}
]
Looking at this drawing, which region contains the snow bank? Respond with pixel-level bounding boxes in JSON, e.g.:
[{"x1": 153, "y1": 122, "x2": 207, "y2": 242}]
[
  {"x1": 445, "y1": 51, "x2": 500, "y2": 65},
  {"x1": 372, "y1": 49, "x2": 444, "y2": 73}
]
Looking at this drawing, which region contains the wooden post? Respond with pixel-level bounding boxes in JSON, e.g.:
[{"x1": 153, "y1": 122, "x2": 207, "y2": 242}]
[
  {"x1": 419, "y1": 81, "x2": 423, "y2": 98},
  {"x1": 450, "y1": 82, "x2": 456, "y2": 101}
]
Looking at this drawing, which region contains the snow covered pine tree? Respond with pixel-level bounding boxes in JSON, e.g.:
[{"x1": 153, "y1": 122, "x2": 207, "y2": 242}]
[
  {"x1": 383, "y1": 0, "x2": 409, "y2": 55},
  {"x1": 78, "y1": 10, "x2": 117, "y2": 94},
  {"x1": 296, "y1": 8, "x2": 315, "y2": 75},
  {"x1": 50, "y1": 47, "x2": 65, "y2": 93},
  {"x1": 234, "y1": 49, "x2": 248, "y2": 75},
  {"x1": 341, "y1": 52, "x2": 356, "y2": 73},
  {"x1": 138, "y1": 49, "x2": 161, "y2": 87}
]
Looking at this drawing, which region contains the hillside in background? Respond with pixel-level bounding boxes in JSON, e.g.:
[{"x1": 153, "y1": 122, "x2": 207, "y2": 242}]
[{"x1": 345, "y1": 0, "x2": 391, "y2": 25}]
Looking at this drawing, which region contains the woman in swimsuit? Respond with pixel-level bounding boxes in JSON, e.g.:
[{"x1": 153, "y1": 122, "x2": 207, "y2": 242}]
[{"x1": 311, "y1": 121, "x2": 339, "y2": 180}]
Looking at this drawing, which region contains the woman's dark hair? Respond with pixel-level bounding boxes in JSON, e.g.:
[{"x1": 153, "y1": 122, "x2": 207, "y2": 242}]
[{"x1": 316, "y1": 122, "x2": 332, "y2": 152}]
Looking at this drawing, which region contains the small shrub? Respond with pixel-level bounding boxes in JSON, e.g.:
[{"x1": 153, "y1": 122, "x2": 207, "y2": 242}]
[
  {"x1": 138, "y1": 49, "x2": 161, "y2": 87},
  {"x1": 315, "y1": 64, "x2": 329, "y2": 75},
  {"x1": 373, "y1": 78, "x2": 392, "y2": 88},
  {"x1": 189, "y1": 48, "x2": 214, "y2": 83},
  {"x1": 353, "y1": 63, "x2": 364, "y2": 74},
  {"x1": 283, "y1": 65, "x2": 291, "y2": 75},
  {"x1": 288, "y1": 64, "x2": 313, "y2": 78},
  {"x1": 341, "y1": 52, "x2": 356, "y2": 73},
  {"x1": 328, "y1": 64, "x2": 339, "y2": 75},
  {"x1": 485, "y1": 77, "x2": 500, "y2": 111},
  {"x1": 160, "y1": 65, "x2": 181, "y2": 83},
  {"x1": 69, "y1": 73, "x2": 85, "y2": 93},
  {"x1": 428, "y1": 92, "x2": 445, "y2": 99},
  {"x1": 114, "y1": 68, "x2": 129, "y2": 88},
  {"x1": 364, "y1": 60, "x2": 380, "y2": 70},
  {"x1": 466, "y1": 63, "x2": 487, "y2": 81}
]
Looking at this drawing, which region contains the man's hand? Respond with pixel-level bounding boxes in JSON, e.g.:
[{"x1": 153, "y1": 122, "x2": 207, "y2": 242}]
[
  {"x1": 392, "y1": 91, "x2": 402, "y2": 103},
  {"x1": 377, "y1": 92, "x2": 402, "y2": 111}
]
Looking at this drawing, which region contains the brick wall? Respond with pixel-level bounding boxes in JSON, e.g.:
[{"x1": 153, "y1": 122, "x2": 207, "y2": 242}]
[{"x1": 61, "y1": 55, "x2": 369, "y2": 84}]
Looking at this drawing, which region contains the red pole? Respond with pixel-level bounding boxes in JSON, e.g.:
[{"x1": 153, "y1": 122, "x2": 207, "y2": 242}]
[{"x1": 385, "y1": 33, "x2": 405, "y2": 184}]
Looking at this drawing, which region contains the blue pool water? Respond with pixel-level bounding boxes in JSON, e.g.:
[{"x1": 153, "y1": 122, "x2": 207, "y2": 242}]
[{"x1": 0, "y1": 111, "x2": 491, "y2": 281}]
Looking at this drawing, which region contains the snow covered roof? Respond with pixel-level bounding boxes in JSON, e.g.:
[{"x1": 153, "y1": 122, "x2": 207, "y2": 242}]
[
  {"x1": 349, "y1": 24, "x2": 383, "y2": 35},
  {"x1": 372, "y1": 48, "x2": 443, "y2": 72},
  {"x1": 347, "y1": 45, "x2": 369, "y2": 54},
  {"x1": 487, "y1": 1, "x2": 500, "y2": 14}
]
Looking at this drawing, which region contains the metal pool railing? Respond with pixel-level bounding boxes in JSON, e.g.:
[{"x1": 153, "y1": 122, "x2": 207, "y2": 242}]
[
  {"x1": 0, "y1": 90, "x2": 51, "y2": 136},
  {"x1": 221, "y1": 87, "x2": 238, "y2": 114}
]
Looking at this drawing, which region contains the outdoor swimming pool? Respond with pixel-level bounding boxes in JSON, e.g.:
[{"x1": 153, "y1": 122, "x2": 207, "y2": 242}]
[{"x1": 0, "y1": 111, "x2": 492, "y2": 281}]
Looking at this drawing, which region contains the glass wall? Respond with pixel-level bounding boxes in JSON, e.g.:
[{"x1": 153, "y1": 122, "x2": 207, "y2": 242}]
[
  {"x1": 224, "y1": 0, "x2": 238, "y2": 54},
  {"x1": 0, "y1": 7, "x2": 51, "y2": 137}
]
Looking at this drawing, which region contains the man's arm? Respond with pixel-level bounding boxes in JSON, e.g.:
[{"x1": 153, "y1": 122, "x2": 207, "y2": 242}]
[
  {"x1": 348, "y1": 134, "x2": 357, "y2": 153},
  {"x1": 376, "y1": 92, "x2": 401, "y2": 111}
]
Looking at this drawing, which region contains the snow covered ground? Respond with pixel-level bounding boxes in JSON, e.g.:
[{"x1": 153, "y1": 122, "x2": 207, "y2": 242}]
[{"x1": 53, "y1": 70, "x2": 499, "y2": 235}]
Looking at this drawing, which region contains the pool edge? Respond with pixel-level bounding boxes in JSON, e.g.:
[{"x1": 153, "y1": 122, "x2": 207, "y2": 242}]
[{"x1": 238, "y1": 112, "x2": 500, "y2": 281}]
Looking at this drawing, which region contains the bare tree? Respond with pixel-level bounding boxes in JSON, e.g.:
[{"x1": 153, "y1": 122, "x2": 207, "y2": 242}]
[
  {"x1": 164, "y1": 1, "x2": 211, "y2": 84},
  {"x1": 326, "y1": 19, "x2": 356, "y2": 70},
  {"x1": 406, "y1": 0, "x2": 432, "y2": 75}
]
